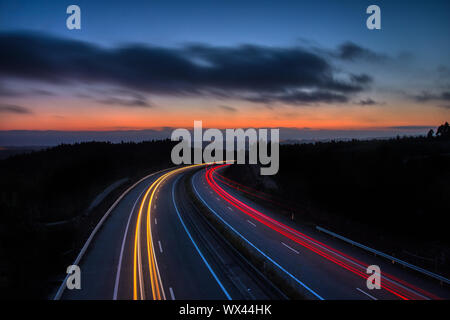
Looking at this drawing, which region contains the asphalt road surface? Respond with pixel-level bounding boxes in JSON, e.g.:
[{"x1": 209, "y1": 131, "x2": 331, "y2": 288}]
[
  {"x1": 57, "y1": 164, "x2": 450, "y2": 300},
  {"x1": 60, "y1": 164, "x2": 282, "y2": 300},
  {"x1": 191, "y1": 164, "x2": 450, "y2": 300}
]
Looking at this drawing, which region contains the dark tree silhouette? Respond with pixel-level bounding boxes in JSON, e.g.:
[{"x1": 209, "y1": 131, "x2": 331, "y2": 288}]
[
  {"x1": 436, "y1": 122, "x2": 450, "y2": 138},
  {"x1": 0, "y1": 140, "x2": 176, "y2": 298},
  {"x1": 224, "y1": 133, "x2": 450, "y2": 277}
]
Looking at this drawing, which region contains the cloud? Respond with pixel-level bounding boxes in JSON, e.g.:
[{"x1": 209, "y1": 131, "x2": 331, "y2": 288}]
[
  {"x1": 0, "y1": 83, "x2": 18, "y2": 97},
  {"x1": 0, "y1": 82, "x2": 55, "y2": 97},
  {"x1": 95, "y1": 92, "x2": 151, "y2": 107},
  {"x1": 0, "y1": 104, "x2": 32, "y2": 114},
  {"x1": 218, "y1": 105, "x2": 237, "y2": 112},
  {"x1": 413, "y1": 91, "x2": 434, "y2": 102},
  {"x1": 336, "y1": 42, "x2": 387, "y2": 62},
  {"x1": 356, "y1": 98, "x2": 382, "y2": 106},
  {"x1": 245, "y1": 90, "x2": 349, "y2": 104},
  {"x1": 0, "y1": 32, "x2": 372, "y2": 106},
  {"x1": 413, "y1": 91, "x2": 450, "y2": 102},
  {"x1": 96, "y1": 97, "x2": 151, "y2": 107},
  {"x1": 350, "y1": 74, "x2": 372, "y2": 84},
  {"x1": 31, "y1": 89, "x2": 55, "y2": 96},
  {"x1": 437, "y1": 65, "x2": 450, "y2": 79}
]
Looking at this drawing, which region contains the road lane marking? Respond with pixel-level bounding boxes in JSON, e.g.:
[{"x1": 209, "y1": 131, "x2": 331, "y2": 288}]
[
  {"x1": 281, "y1": 242, "x2": 300, "y2": 254},
  {"x1": 356, "y1": 287, "x2": 378, "y2": 300},
  {"x1": 55, "y1": 166, "x2": 175, "y2": 300},
  {"x1": 146, "y1": 171, "x2": 179, "y2": 300},
  {"x1": 206, "y1": 167, "x2": 427, "y2": 300},
  {"x1": 158, "y1": 240, "x2": 163, "y2": 253},
  {"x1": 134, "y1": 168, "x2": 179, "y2": 300},
  {"x1": 155, "y1": 218, "x2": 157, "y2": 225},
  {"x1": 172, "y1": 177, "x2": 232, "y2": 300},
  {"x1": 113, "y1": 185, "x2": 147, "y2": 300},
  {"x1": 134, "y1": 169, "x2": 183, "y2": 300},
  {"x1": 247, "y1": 220, "x2": 256, "y2": 227},
  {"x1": 192, "y1": 179, "x2": 324, "y2": 300},
  {"x1": 227, "y1": 206, "x2": 233, "y2": 211},
  {"x1": 141, "y1": 163, "x2": 213, "y2": 300},
  {"x1": 169, "y1": 287, "x2": 176, "y2": 300}
]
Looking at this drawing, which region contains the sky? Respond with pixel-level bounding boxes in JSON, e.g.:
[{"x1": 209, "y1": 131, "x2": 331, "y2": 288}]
[{"x1": 0, "y1": 0, "x2": 449, "y2": 145}]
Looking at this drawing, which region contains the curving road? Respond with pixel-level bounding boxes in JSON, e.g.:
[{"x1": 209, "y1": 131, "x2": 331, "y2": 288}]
[
  {"x1": 57, "y1": 164, "x2": 450, "y2": 300},
  {"x1": 59, "y1": 164, "x2": 282, "y2": 300},
  {"x1": 191, "y1": 164, "x2": 450, "y2": 300}
]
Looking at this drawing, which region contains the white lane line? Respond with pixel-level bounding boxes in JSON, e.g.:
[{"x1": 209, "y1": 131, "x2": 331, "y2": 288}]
[
  {"x1": 227, "y1": 206, "x2": 233, "y2": 211},
  {"x1": 158, "y1": 240, "x2": 163, "y2": 253},
  {"x1": 247, "y1": 220, "x2": 257, "y2": 227},
  {"x1": 169, "y1": 287, "x2": 176, "y2": 300},
  {"x1": 172, "y1": 177, "x2": 232, "y2": 300},
  {"x1": 356, "y1": 287, "x2": 378, "y2": 300},
  {"x1": 154, "y1": 204, "x2": 157, "y2": 209},
  {"x1": 113, "y1": 185, "x2": 147, "y2": 300},
  {"x1": 155, "y1": 218, "x2": 157, "y2": 225},
  {"x1": 191, "y1": 178, "x2": 324, "y2": 300},
  {"x1": 281, "y1": 242, "x2": 300, "y2": 254}
]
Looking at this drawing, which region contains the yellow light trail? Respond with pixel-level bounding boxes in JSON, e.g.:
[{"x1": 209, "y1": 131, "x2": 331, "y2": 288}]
[
  {"x1": 133, "y1": 175, "x2": 157, "y2": 299},
  {"x1": 133, "y1": 164, "x2": 206, "y2": 300},
  {"x1": 133, "y1": 170, "x2": 169, "y2": 299}
]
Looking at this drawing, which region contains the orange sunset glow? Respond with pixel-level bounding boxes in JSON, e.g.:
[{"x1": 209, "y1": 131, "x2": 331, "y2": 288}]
[{"x1": 1, "y1": 97, "x2": 448, "y2": 132}]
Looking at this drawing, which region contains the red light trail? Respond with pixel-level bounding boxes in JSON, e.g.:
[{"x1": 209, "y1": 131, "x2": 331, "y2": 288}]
[{"x1": 205, "y1": 164, "x2": 441, "y2": 300}]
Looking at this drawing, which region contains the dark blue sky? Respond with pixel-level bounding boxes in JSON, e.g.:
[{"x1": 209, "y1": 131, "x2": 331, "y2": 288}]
[
  {"x1": 0, "y1": 0, "x2": 449, "y2": 144},
  {"x1": 1, "y1": 1, "x2": 449, "y2": 60}
]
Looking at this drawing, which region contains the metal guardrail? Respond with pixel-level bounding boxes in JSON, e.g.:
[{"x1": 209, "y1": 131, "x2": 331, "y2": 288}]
[{"x1": 316, "y1": 226, "x2": 450, "y2": 285}]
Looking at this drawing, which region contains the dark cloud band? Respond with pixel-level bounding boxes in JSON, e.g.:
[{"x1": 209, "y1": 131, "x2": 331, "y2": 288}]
[
  {"x1": 0, "y1": 32, "x2": 372, "y2": 105},
  {"x1": 0, "y1": 104, "x2": 32, "y2": 114}
]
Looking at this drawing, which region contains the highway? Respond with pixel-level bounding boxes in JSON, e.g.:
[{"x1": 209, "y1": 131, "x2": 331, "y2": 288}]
[
  {"x1": 191, "y1": 164, "x2": 450, "y2": 300},
  {"x1": 57, "y1": 164, "x2": 450, "y2": 300},
  {"x1": 59, "y1": 164, "x2": 283, "y2": 300}
]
